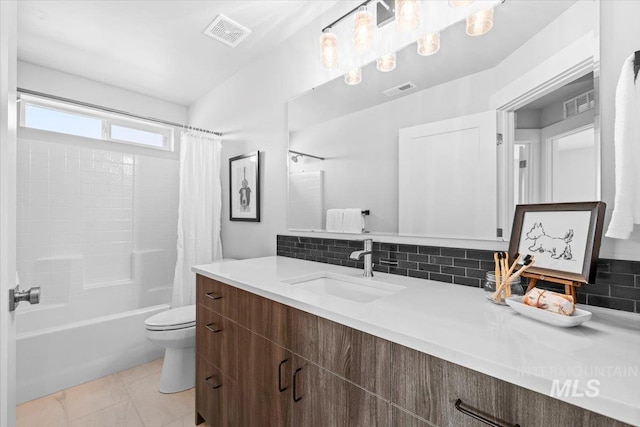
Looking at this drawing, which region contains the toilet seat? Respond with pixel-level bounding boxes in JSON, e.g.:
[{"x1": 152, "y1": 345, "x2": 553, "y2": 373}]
[{"x1": 145, "y1": 305, "x2": 195, "y2": 331}]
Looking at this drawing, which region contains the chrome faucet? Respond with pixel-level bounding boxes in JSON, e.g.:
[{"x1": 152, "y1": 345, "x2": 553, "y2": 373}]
[{"x1": 349, "y1": 238, "x2": 374, "y2": 278}]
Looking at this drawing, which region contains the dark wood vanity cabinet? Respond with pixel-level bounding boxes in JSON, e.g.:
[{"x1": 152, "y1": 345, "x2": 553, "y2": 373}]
[{"x1": 195, "y1": 275, "x2": 631, "y2": 427}]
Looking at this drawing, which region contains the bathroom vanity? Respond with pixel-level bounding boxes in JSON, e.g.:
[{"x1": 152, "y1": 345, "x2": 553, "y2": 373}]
[{"x1": 193, "y1": 257, "x2": 639, "y2": 426}]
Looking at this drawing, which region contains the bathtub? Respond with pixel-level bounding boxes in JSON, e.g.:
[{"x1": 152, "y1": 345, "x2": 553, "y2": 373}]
[{"x1": 16, "y1": 303, "x2": 168, "y2": 404}]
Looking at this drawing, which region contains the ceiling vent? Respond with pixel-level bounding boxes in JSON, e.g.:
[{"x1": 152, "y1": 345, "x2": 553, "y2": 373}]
[
  {"x1": 382, "y1": 81, "x2": 417, "y2": 97},
  {"x1": 203, "y1": 14, "x2": 251, "y2": 48}
]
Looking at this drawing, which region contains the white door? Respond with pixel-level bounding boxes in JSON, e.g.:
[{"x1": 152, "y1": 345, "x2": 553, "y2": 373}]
[
  {"x1": 398, "y1": 111, "x2": 497, "y2": 240},
  {"x1": 0, "y1": 2, "x2": 18, "y2": 426}
]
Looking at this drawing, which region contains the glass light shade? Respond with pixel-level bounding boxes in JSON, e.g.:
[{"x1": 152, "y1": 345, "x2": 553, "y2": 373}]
[
  {"x1": 353, "y1": 8, "x2": 373, "y2": 52},
  {"x1": 466, "y1": 7, "x2": 494, "y2": 36},
  {"x1": 417, "y1": 32, "x2": 440, "y2": 56},
  {"x1": 376, "y1": 52, "x2": 396, "y2": 72},
  {"x1": 344, "y1": 68, "x2": 362, "y2": 85},
  {"x1": 319, "y1": 31, "x2": 338, "y2": 69},
  {"x1": 395, "y1": 0, "x2": 420, "y2": 32},
  {"x1": 449, "y1": 0, "x2": 474, "y2": 7}
]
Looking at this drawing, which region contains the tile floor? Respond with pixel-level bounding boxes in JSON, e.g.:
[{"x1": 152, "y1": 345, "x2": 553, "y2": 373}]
[{"x1": 16, "y1": 359, "x2": 208, "y2": 427}]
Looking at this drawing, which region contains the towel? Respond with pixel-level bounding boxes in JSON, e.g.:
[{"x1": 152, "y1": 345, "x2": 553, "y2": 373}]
[
  {"x1": 326, "y1": 209, "x2": 344, "y2": 232},
  {"x1": 606, "y1": 53, "x2": 640, "y2": 239},
  {"x1": 343, "y1": 208, "x2": 365, "y2": 233}
]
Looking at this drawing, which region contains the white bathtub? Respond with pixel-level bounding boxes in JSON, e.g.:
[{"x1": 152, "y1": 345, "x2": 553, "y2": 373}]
[{"x1": 16, "y1": 304, "x2": 168, "y2": 404}]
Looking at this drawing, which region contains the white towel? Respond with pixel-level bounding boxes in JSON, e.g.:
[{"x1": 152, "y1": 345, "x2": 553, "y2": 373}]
[
  {"x1": 606, "y1": 53, "x2": 640, "y2": 239},
  {"x1": 326, "y1": 209, "x2": 344, "y2": 232},
  {"x1": 342, "y1": 208, "x2": 365, "y2": 234}
]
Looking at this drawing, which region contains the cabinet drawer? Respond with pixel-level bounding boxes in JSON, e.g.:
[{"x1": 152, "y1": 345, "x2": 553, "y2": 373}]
[
  {"x1": 196, "y1": 306, "x2": 238, "y2": 381},
  {"x1": 196, "y1": 357, "x2": 238, "y2": 427},
  {"x1": 197, "y1": 275, "x2": 237, "y2": 320},
  {"x1": 392, "y1": 344, "x2": 633, "y2": 427},
  {"x1": 237, "y1": 289, "x2": 291, "y2": 349},
  {"x1": 292, "y1": 309, "x2": 390, "y2": 398}
]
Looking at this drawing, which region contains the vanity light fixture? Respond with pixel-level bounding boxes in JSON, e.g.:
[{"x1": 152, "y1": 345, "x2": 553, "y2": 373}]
[
  {"x1": 417, "y1": 32, "x2": 440, "y2": 56},
  {"x1": 318, "y1": 0, "x2": 501, "y2": 85},
  {"x1": 395, "y1": 0, "x2": 420, "y2": 32},
  {"x1": 344, "y1": 68, "x2": 363, "y2": 85},
  {"x1": 466, "y1": 7, "x2": 494, "y2": 37},
  {"x1": 449, "y1": 0, "x2": 475, "y2": 7},
  {"x1": 376, "y1": 52, "x2": 397, "y2": 72},
  {"x1": 353, "y1": 5, "x2": 374, "y2": 52},
  {"x1": 319, "y1": 29, "x2": 338, "y2": 69}
]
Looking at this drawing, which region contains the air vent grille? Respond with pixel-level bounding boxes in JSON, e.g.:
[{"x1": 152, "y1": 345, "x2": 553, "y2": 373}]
[
  {"x1": 382, "y1": 81, "x2": 417, "y2": 97},
  {"x1": 203, "y1": 14, "x2": 251, "y2": 48}
]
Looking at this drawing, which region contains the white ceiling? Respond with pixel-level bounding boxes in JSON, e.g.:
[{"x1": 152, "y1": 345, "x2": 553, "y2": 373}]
[{"x1": 17, "y1": 0, "x2": 339, "y2": 106}]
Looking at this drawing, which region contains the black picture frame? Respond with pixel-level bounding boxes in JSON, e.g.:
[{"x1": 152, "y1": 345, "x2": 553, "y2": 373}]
[
  {"x1": 229, "y1": 151, "x2": 260, "y2": 222},
  {"x1": 508, "y1": 202, "x2": 606, "y2": 284}
]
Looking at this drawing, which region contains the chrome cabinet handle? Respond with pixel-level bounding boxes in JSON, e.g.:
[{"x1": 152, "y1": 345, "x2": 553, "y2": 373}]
[
  {"x1": 454, "y1": 399, "x2": 520, "y2": 427},
  {"x1": 293, "y1": 368, "x2": 302, "y2": 402},
  {"x1": 278, "y1": 359, "x2": 289, "y2": 392},
  {"x1": 204, "y1": 375, "x2": 222, "y2": 390},
  {"x1": 205, "y1": 323, "x2": 222, "y2": 333},
  {"x1": 205, "y1": 292, "x2": 222, "y2": 300}
]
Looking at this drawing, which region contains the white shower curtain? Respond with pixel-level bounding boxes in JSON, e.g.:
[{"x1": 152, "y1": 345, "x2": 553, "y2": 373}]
[{"x1": 171, "y1": 131, "x2": 223, "y2": 307}]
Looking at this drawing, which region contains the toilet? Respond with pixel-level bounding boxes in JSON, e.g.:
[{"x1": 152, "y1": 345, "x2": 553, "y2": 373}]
[{"x1": 144, "y1": 304, "x2": 196, "y2": 393}]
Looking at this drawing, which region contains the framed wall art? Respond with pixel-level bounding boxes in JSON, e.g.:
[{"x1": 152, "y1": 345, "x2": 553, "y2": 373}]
[
  {"x1": 508, "y1": 201, "x2": 606, "y2": 284},
  {"x1": 229, "y1": 151, "x2": 260, "y2": 222}
]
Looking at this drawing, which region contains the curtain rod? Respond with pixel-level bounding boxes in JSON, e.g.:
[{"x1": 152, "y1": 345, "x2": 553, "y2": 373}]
[{"x1": 17, "y1": 87, "x2": 222, "y2": 137}]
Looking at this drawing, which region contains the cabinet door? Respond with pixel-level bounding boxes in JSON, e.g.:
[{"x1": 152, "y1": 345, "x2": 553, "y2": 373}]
[
  {"x1": 237, "y1": 327, "x2": 292, "y2": 427},
  {"x1": 237, "y1": 289, "x2": 291, "y2": 349},
  {"x1": 391, "y1": 344, "x2": 449, "y2": 427},
  {"x1": 292, "y1": 309, "x2": 391, "y2": 398},
  {"x1": 196, "y1": 306, "x2": 238, "y2": 381},
  {"x1": 292, "y1": 356, "x2": 389, "y2": 427},
  {"x1": 391, "y1": 406, "x2": 432, "y2": 427},
  {"x1": 196, "y1": 356, "x2": 238, "y2": 427}
]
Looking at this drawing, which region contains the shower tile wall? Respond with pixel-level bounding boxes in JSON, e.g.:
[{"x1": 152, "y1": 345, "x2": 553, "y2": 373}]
[{"x1": 16, "y1": 138, "x2": 178, "y2": 306}]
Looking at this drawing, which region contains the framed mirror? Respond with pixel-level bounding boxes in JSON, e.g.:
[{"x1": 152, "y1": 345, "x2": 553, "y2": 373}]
[{"x1": 287, "y1": 0, "x2": 599, "y2": 241}]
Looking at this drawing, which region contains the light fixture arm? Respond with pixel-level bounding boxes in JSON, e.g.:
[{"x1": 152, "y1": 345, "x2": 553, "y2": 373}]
[{"x1": 322, "y1": 0, "x2": 374, "y2": 33}]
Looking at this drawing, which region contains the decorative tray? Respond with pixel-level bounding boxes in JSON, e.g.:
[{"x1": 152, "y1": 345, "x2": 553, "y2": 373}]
[{"x1": 505, "y1": 296, "x2": 592, "y2": 327}]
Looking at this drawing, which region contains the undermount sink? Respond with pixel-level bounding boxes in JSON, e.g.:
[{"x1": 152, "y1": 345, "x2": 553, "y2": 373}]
[{"x1": 283, "y1": 272, "x2": 405, "y2": 303}]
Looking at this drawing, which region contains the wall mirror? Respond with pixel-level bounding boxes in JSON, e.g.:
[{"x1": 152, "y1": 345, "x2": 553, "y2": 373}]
[{"x1": 287, "y1": 0, "x2": 599, "y2": 241}]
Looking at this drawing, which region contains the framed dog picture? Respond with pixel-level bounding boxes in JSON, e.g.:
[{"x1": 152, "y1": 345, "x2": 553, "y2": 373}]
[
  {"x1": 229, "y1": 151, "x2": 260, "y2": 222},
  {"x1": 508, "y1": 202, "x2": 606, "y2": 284}
]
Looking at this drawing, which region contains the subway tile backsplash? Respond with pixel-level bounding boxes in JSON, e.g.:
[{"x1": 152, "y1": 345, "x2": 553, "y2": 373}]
[{"x1": 276, "y1": 235, "x2": 640, "y2": 314}]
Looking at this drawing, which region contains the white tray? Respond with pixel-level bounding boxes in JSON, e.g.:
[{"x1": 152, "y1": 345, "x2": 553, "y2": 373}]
[{"x1": 505, "y1": 296, "x2": 592, "y2": 327}]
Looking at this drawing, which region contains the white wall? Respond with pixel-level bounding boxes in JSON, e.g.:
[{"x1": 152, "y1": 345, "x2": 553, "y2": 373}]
[
  {"x1": 190, "y1": 0, "x2": 640, "y2": 261},
  {"x1": 18, "y1": 61, "x2": 188, "y2": 123}
]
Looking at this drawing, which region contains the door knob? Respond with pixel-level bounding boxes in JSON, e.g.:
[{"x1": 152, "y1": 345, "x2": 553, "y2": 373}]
[{"x1": 9, "y1": 285, "x2": 40, "y2": 312}]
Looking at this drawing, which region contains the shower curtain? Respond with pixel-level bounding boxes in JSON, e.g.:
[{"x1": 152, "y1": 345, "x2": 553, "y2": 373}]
[{"x1": 171, "y1": 131, "x2": 223, "y2": 307}]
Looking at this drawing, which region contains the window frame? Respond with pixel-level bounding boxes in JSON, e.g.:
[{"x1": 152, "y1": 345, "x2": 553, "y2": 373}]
[{"x1": 18, "y1": 94, "x2": 175, "y2": 151}]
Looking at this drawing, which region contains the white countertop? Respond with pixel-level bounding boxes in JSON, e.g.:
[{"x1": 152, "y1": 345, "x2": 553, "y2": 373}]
[{"x1": 193, "y1": 256, "x2": 640, "y2": 425}]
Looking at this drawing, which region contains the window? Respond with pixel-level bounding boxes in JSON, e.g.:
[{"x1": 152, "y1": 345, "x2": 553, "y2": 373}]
[{"x1": 19, "y1": 94, "x2": 174, "y2": 151}]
